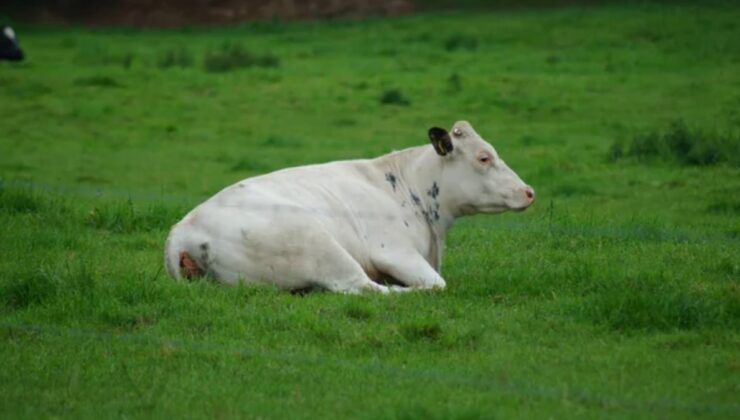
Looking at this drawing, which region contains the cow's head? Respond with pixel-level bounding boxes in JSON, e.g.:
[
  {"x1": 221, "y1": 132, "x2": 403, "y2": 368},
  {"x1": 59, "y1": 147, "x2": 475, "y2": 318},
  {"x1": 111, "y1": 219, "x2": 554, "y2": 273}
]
[{"x1": 428, "y1": 121, "x2": 534, "y2": 214}]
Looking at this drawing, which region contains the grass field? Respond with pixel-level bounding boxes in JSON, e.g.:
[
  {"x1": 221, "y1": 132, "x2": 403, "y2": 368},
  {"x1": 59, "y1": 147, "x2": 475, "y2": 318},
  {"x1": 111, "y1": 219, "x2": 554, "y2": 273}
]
[{"x1": 1, "y1": 2, "x2": 740, "y2": 418}]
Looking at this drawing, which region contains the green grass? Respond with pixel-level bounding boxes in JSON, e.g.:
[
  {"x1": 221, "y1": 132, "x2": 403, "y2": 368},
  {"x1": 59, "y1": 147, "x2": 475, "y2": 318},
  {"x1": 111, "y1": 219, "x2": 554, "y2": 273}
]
[
  {"x1": 203, "y1": 42, "x2": 280, "y2": 73},
  {"x1": 609, "y1": 120, "x2": 740, "y2": 166},
  {"x1": 156, "y1": 47, "x2": 194, "y2": 69},
  {"x1": 1, "y1": 3, "x2": 740, "y2": 418}
]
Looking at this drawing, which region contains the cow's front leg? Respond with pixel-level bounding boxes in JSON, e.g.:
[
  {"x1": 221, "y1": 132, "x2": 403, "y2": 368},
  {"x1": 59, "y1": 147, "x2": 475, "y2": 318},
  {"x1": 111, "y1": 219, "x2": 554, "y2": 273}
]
[{"x1": 372, "y1": 251, "x2": 446, "y2": 290}]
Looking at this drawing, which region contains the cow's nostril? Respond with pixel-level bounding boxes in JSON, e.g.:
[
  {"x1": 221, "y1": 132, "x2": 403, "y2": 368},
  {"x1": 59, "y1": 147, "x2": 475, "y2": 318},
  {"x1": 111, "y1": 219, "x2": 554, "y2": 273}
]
[{"x1": 525, "y1": 188, "x2": 534, "y2": 200}]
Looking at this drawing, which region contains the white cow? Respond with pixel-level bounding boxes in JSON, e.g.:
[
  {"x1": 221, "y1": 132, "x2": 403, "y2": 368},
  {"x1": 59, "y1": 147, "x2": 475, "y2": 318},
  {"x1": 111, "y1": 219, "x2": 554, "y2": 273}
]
[{"x1": 164, "y1": 121, "x2": 534, "y2": 293}]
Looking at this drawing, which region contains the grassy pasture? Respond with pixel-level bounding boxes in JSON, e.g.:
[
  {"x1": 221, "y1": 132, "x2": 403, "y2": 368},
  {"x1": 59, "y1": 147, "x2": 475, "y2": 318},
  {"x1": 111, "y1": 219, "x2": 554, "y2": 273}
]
[{"x1": 1, "y1": 3, "x2": 740, "y2": 418}]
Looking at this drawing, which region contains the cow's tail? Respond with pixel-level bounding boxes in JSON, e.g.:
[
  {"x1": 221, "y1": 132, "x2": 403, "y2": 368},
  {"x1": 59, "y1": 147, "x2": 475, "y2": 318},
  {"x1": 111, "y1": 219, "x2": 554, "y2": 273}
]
[{"x1": 164, "y1": 222, "x2": 208, "y2": 280}]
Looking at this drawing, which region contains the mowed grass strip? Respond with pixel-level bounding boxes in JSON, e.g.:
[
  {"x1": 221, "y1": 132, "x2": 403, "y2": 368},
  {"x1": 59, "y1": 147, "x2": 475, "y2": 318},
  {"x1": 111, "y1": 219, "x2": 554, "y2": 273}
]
[{"x1": 1, "y1": 2, "x2": 740, "y2": 418}]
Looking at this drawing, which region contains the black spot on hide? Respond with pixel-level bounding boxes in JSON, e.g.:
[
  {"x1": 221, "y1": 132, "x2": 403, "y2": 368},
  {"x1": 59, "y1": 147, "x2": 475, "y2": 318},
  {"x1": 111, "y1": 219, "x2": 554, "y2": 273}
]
[
  {"x1": 427, "y1": 182, "x2": 439, "y2": 199},
  {"x1": 385, "y1": 173, "x2": 398, "y2": 191},
  {"x1": 410, "y1": 192, "x2": 421, "y2": 206}
]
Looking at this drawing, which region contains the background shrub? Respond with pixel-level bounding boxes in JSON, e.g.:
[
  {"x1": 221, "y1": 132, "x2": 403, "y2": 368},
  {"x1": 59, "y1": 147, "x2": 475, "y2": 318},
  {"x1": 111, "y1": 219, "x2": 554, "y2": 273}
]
[
  {"x1": 204, "y1": 43, "x2": 280, "y2": 73},
  {"x1": 611, "y1": 120, "x2": 740, "y2": 166}
]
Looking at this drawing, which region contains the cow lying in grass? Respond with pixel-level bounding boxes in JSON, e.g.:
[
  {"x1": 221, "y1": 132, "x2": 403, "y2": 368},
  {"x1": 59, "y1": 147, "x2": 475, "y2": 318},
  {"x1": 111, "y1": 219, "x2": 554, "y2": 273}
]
[
  {"x1": 0, "y1": 27, "x2": 24, "y2": 61},
  {"x1": 165, "y1": 121, "x2": 535, "y2": 293}
]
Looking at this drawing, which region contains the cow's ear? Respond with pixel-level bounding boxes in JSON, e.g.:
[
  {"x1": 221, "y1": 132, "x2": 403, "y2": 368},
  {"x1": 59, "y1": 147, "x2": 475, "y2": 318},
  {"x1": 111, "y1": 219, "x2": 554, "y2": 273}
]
[{"x1": 428, "y1": 127, "x2": 454, "y2": 156}]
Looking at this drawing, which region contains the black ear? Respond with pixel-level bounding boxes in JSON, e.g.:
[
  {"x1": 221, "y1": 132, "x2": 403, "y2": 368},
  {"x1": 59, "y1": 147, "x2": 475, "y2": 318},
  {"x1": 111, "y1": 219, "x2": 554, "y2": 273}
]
[{"x1": 428, "y1": 127, "x2": 453, "y2": 156}]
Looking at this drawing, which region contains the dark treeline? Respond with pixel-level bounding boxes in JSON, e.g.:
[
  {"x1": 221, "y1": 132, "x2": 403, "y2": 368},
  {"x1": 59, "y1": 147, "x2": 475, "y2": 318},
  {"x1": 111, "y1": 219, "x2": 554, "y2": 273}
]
[
  {"x1": 0, "y1": 0, "x2": 413, "y2": 26},
  {"x1": 1, "y1": 0, "x2": 735, "y2": 26}
]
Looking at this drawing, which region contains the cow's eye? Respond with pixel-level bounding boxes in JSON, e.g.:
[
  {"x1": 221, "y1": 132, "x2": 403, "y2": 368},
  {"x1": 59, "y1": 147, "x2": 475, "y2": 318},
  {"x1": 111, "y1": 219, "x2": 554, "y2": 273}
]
[{"x1": 477, "y1": 152, "x2": 493, "y2": 165}]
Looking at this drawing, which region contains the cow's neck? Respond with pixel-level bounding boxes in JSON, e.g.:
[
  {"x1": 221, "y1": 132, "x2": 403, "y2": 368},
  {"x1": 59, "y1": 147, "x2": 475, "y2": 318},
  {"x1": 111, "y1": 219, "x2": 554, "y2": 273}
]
[{"x1": 379, "y1": 146, "x2": 457, "y2": 269}]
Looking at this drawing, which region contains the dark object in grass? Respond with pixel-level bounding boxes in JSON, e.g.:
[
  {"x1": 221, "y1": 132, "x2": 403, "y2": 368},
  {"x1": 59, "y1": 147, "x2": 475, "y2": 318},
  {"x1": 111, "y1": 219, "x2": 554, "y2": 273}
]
[
  {"x1": 609, "y1": 120, "x2": 740, "y2": 166},
  {"x1": 402, "y1": 321, "x2": 442, "y2": 342},
  {"x1": 444, "y1": 34, "x2": 478, "y2": 52},
  {"x1": 447, "y1": 73, "x2": 462, "y2": 93},
  {"x1": 0, "y1": 184, "x2": 43, "y2": 214},
  {"x1": 1, "y1": 270, "x2": 57, "y2": 309},
  {"x1": 204, "y1": 43, "x2": 279, "y2": 73},
  {"x1": 158, "y1": 47, "x2": 194, "y2": 69},
  {"x1": 229, "y1": 157, "x2": 270, "y2": 173},
  {"x1": 379, "y1": 89, "x2": 410, "y2": 106},
  {"x1": 1, "y1": 26, "x2": 24, "y2": 61},
  {"x1": 73, "y1": 76, "x2": 121, "y2": 88}
]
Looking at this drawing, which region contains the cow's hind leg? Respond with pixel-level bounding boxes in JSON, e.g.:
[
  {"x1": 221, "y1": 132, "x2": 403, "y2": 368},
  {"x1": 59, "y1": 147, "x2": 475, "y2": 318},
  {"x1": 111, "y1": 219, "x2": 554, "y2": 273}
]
[
  {"x1": 323, "y1": 274, "x2": 389, "y2": 294},
  {"x1": 198, "y1": 220, "x2": 406, "y2": 294},
  {"x1": 316, "y1": 272, "x2": 411, "y2": 294},
  {"x1": 291, "y1": 235, "x2": 410, "y2": 294},
  {"x1": 372, "y1": 251, "x2": 446, "y2": 290},
  {"x1": 310, "y1": 239, "x2": 418, "y2": 294},
  {"x1": 170, "y1": 209, "x2": 409, "y2": 294},
  {"x1": 260, "y1": 225, "x2": 412, "y2": 294},
  {"x1": 289, "y1": 239, "x2": 399, "y2": 294}
]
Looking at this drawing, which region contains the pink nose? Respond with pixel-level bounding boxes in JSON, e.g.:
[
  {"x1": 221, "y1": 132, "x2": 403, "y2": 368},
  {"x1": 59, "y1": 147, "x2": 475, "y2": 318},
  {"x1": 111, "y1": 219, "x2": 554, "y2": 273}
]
[{"x1": 525, "y1": 187, "x2": 535, "y2": 201}]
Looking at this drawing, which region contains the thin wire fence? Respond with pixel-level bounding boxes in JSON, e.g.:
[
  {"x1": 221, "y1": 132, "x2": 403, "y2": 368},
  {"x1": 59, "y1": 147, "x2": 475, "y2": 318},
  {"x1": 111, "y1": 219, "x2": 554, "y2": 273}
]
[{"x1": 1, "y1": 321, "x2": 738, "y2": 416}]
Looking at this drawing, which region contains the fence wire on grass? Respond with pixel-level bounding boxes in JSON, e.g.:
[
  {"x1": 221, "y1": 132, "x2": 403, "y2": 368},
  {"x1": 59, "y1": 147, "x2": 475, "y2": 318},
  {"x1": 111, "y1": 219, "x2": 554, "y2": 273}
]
[
  {"x1": 1, "y1": 321, "x2": 739, "y2": 416},
  {"x1": 1, "y1": 179, "x2": 738, "y2": 245}
]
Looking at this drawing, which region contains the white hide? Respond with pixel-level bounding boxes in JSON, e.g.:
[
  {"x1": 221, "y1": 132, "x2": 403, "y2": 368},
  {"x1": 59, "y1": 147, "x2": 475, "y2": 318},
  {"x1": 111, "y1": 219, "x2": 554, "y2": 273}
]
[{"x1": 164, "y1": 121, "x2": 534, "y2": 293}]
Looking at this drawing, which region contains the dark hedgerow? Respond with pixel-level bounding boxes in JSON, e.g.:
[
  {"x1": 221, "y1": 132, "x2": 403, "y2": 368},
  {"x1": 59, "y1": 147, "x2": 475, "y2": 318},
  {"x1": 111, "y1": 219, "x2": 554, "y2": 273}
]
[
  {"x1": 203, "y1": 43, "x2": 280, "y2": 73},
  {"x1": 609, "y1": 120, "x2": 740, "y2": 166}
]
